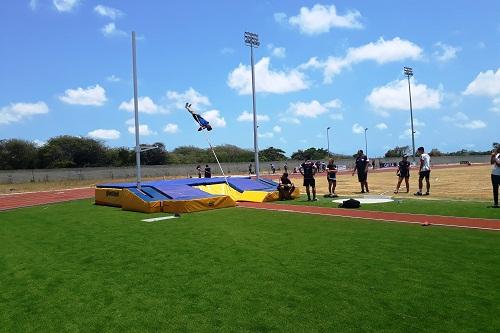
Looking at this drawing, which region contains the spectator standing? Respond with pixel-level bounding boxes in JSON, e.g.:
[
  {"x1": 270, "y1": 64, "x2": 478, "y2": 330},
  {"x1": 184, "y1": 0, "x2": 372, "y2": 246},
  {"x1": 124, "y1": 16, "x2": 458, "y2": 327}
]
[
  {"x1": 394, "y1": 155, "x2": 411, "y2": 194},
  {"x1": 414, "y1": 147, "x2": 431, "y2": 196},
  {"x1": 196, "y1": 165, "x2": 202, "y2": 178},
  {"x1": 283, "y1": 162, "x2": 288, "y2": 173},
  {"x1": 299, "y1": 159, "x2": 317, "y2": 201},
  {"x1": 352, "y1": 150, "x2": 369, "y2": 193},
  {"x1": 204, "y1": 164, "x2": 212, "y2": 178},
  {"x1": 248, "y1": 163, "x2": 253, "y2": 175},
  {"x1": 270, "y1": 163, "x2": 276, "y2": 174},
  {"x1": 491, "y1": 146, "x2": 500, "y2": 208},
  {"x1": 326, "y1": 158, "x2": 338, "y2": 197}
]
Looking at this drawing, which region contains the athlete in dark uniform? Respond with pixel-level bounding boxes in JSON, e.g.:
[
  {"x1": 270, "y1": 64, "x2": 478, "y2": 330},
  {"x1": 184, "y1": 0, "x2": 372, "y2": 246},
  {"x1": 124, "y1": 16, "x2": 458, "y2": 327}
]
[
  {"x1": 394, "y1": 154, "x2": 411, "y2": 193},
  {"x1": 299, "y1": 159, "x2": 317, "y2": 201},
  {"x1": 326, "y1": 158, "x2": 338, "y2": 197},
  {"x1": 352, "y1": 150, "x2": 369, "y2": 193}
]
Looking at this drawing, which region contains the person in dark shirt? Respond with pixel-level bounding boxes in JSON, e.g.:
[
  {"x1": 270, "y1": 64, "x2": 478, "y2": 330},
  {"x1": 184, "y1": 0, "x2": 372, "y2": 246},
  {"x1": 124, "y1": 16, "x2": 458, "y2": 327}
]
[
  {"x1": 394, "y1": 154, "x2": 411, "y2": 194},
  {"x1": 248, "y1": 163, "x2": 253, "y2": 175},
  {"x1": 196, "y1": 165, "x2": 202, "y2": 178},
  {"x1": 204, "y1": 164, "x2": 211, "y2": 178},
  {"x1": 299, "y1": 159, "x2": 317, "y2": 201},
  {"x1": 278, "y1": 172, "x2": 295, "y2": 200},
  {"x1": 326, "y1": 158, "x2": 338, "y2": 197},
  {"x1": 352, "y1": 150, "x2": 369, "y2": 193}
]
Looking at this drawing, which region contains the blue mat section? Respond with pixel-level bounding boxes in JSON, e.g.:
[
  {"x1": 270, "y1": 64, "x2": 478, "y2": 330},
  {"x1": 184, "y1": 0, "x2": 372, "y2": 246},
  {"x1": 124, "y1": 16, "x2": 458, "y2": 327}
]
[{"x1": 97, "y1": 177, "x2": 278, "y2": 200}]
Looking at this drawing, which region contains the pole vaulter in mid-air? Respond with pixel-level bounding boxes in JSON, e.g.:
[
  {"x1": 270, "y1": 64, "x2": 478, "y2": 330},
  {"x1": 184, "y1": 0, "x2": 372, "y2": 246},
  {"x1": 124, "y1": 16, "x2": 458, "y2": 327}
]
[{"x1": 185, "y1": 103, "x2": 212, "y2": 131}]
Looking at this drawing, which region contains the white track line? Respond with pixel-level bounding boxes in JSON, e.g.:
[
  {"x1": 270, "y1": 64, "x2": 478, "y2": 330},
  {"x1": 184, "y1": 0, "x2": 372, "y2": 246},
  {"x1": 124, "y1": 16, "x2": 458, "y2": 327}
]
[
  {"x1": 237, "y1": 206, "x2": 500, "y2": 232},
  {"x1": 0, "y1": 186, "x2": 94, "y2": 196}
]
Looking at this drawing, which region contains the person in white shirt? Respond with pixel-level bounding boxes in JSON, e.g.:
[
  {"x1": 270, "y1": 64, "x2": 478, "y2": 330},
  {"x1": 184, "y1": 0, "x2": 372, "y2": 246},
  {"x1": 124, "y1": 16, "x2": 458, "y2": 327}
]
[
  {"x1": 490, "y1": 146, "x2": 500, "y2": 208},
  {"x1": 415, "y1": 146, "x2": 431, "y2": 196}
]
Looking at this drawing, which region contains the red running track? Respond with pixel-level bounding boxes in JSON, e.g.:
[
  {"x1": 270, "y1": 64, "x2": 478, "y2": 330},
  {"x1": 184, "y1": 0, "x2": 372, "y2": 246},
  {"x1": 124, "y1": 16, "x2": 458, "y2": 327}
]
[
  {"x1": 1, "y1": 186, "x2": 498, "y2": 232},
  {"x1": 237, "y1": 202, "x2": 500, "y2": 231},
  {"x1": 0, "y1": 188, "x2": 95, "y2": 211}
]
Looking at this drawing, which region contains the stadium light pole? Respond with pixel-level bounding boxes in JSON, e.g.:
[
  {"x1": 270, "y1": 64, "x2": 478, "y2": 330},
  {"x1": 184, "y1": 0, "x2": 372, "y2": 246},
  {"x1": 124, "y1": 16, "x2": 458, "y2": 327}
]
[
  {"x1": 364, "y1": 127, "x2": 368, "y2": 158},
  {"x1": 326, "y1": 127, "x2": 331, "y2": 157},
  {"x1": 131, "y1": 31, "x2": 142, "y2": 190},
  {"x1": 244, "y1": 31, "x2": 260, "y2": 179},
  {"x1": 404, "y1": 66, "x2": 416, "y2": 162}
]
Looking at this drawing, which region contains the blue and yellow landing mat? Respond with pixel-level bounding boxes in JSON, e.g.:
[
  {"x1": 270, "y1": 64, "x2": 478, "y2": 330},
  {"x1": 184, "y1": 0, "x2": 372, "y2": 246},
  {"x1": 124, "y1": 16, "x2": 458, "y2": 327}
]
[{"x1": 95, "y1": 177, "x2": 299, "y2": 214}]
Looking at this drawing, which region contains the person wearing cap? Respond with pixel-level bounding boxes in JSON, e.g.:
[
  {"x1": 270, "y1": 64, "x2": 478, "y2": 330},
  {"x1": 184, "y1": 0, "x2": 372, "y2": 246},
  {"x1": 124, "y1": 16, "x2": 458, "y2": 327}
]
[
  {"x1": 394, "y1": 154, "x2": 411, "y2": 194},
  {"x1": 299, "y1": 159, "x2": 317, "y2": 201},
  {"x1": 352, "y1": 149, "x2": 369, "y2": 193}
]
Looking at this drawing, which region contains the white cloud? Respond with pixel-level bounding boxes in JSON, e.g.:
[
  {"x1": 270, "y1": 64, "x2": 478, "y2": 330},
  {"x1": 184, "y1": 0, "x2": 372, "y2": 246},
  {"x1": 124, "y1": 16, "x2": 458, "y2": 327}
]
[
  {"x1": 53, "y1": 0, "x2": 79, "y2": 12},
  {"x1": 119, "y1": 96, "x2": 167, "y2": 114},
  {"x1": 101, "y1": 23, "x2": 126, "y2": 37},
  {"x1": 94, "y1": 5, "x2": 123, "y2": 20},
  {"x1": 258, "y1": 132, "x2": 274, "y2": 139},
  {"x1": 434, "y1": 42, "x2": 461, "y2": 62},
  {"x1": 106, "y1": 74, "x2": 120, "y2": 82},
  {"x1": 352, "y1": 123, "x2": 365, "y2": 134},
  {"x1": 366, "y1": 79, "x2": 442, "y2": 111},
  {"x1": 330, "y1": 113, "x2": 344, "y2": 120},
  {"x1": 127, "y1": 124, "x2": 156, "y2": 136},
  {"x1": 287, "y1": 98, "x2": 342, "y2": 118},
  {"x1": 279, "y1": 116, "x2": 301, "y2": 125},
  {"x1": 237, "y1": 111, "x2": 270, "y2": 122},
  {"x1": 125, "y1": 118, "x2": 135, "y2": 126},
  {"x1": 0, "y1": 101, "x2": 49, "y2": 125},
  {"x1": 273, "y1": 125, "x2": 282, "y2": 133},
  {"x1": 29, "y1": 0, "x2": 38, "y2": 10},
  {"x1": 33, "y1": 139, "x2": 46, "y2": 147},
  {"x1": 285, "y1": 4, "x2": 363, "y2": 34},
  {"x1": 442, "y1": 112, "x2": 486, "y2": 129},
  {"x1": 59, "y1": 84, "x2": 107, "y2": 106},
  {"x1": 88, "y1": 129, "x2": 120, "y2": 140},
  {"x1": 463, "y1": 68, "x2": 500, "y2": 97},
  {"x1": 302, "y1": 37, "x2": 423, "y2": 83},
  {"x1": 221, "y1": 47, "x2": 235, "y2": 55},
  {"x1": 271, "y1": 46, "x2": 286, "y2": 58},
  {"x1": 166, "y1": 87, "x2": 211, "y2": 110},
  {"x1": 375, "y1": 123, "x2": 388, "y2": 130},
  {"x1": 202, "y1": 110, "x2": 226, "y2": 128},
  {"x1": 163, "y1": 123, "x2": 179, "y2": 134},
  {"x1": 227, "y1": 57, "x2": 309, "y2": 95}
]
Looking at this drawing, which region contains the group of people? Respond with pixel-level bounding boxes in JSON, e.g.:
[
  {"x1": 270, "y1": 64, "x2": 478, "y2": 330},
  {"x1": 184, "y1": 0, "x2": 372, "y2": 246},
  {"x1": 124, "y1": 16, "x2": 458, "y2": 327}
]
[{"x1": 196, "y1": 165, "x2": 211, "y2": 178}]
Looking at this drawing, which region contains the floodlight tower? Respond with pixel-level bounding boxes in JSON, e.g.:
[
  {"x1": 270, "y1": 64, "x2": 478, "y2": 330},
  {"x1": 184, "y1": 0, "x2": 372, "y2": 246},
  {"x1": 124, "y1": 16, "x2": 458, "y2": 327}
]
[
  {"x1": 244, "y1": 31, "x2": 260, "y2": 179},
  {"x1": 404, "y1": 66, "x2": 416, "y2": 161}
]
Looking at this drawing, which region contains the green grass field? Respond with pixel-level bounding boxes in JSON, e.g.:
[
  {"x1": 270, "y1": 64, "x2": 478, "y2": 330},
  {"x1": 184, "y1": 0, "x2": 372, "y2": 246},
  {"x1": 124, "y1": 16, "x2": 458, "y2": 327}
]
[
  {"x1": 1, "y1": 200, "x2": 499, "y2": 332},
  {"x1": 276, "y1": 195, "x2": 500, "y2": 219}
]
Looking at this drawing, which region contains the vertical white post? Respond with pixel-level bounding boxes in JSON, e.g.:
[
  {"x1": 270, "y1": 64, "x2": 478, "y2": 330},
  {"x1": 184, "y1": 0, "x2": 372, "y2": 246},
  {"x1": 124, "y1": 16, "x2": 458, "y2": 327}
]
[
  {"x1": 132, "y1": 31, "x2": 141, "y2": 190},
  {"x1": 250, "y1": 45, "x2": 260, "y2": 179}
]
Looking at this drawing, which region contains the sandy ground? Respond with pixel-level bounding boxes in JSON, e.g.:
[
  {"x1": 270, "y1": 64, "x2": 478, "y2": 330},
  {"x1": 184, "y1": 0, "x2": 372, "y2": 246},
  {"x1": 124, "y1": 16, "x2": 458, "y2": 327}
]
[{"x1": 0, "y1": 165, "x2": 495, "y2": 202}]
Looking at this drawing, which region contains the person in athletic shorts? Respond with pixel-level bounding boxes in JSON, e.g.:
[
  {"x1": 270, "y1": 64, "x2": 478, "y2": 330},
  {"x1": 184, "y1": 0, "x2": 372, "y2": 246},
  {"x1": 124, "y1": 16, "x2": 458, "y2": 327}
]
[
  {"x1": 394, "y1": 154, "x2": 410, "y2": 194},
  {"x1": 352, "y1": 150, "x2": 369, "y2": 193},
  {"x1": 326, "y1": 158, "x2": 338, "y2": 197},
  {"x1": 415, "y1": 147, "x2": 431, "y2": 196},
  {"x1": 299, "y1": 159, "x2": 317, "y2": 201},
  {"x1": 490, "y1": 146, "x2": 500, "y2": 208}
]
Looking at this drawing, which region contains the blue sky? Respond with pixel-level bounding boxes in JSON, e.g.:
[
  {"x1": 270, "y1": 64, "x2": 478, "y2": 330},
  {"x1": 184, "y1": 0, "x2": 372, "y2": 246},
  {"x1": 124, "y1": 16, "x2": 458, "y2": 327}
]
[{"x1": 1, "y1": 0, "x2": 499, "y2": 156}]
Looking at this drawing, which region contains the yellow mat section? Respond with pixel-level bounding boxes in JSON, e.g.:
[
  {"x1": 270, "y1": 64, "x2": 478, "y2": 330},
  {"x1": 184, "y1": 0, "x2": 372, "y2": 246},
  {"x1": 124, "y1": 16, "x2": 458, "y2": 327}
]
[
  {"x1": 95, "y1": 188, "x2": 123, "y2": 207},
  {"x1": 162, "y1": 195, "x2": 236, "y2": 213},
  {"x1": 121, "y1": 189, "x2": 162, "y2": 213},
  {"x1": 194, "y1": 183, "x2": 242, "y2": 201}
]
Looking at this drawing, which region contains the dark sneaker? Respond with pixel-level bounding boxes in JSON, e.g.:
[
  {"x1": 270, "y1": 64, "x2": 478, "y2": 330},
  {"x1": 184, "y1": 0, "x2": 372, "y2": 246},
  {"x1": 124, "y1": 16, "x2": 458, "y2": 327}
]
[
  {"x1": 414, "y1": 192, "x2": 422, "y2": 196},
  {"x1": 424, "y1": 192, "x2": 430, "y2": 196},
  {"x1": 312, "y1": 198, "x2": 318, "y2": 201},
  {"x1": 198, "y1": 127, "x2": 203, "y2": 131}
]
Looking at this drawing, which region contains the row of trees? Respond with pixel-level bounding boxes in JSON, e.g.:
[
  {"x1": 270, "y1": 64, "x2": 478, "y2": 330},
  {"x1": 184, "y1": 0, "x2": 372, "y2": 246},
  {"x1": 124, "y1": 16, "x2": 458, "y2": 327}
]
[
  {"x1": 0, "y1": 137, "x2": 334, "y2": 170},
  {"x1": 1, "y1": 136, "x2": 497, "y2": 170},
  {"x1": 384, "y1": 144, "x2": 499, "y2": 158}
]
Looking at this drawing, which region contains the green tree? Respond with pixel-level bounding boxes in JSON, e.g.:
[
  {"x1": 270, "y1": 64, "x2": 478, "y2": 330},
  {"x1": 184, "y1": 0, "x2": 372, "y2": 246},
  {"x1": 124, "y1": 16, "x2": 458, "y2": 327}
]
[
  {"x1": 384, "y1": 145, "x2": 411, "y2": 158},
  {"x1": 291, "y1": 147, "x2": 328, "y2": 160},
  {"x1": 259, "y1": 147, "x2": 287, "y2": 161},
  {"x1": 0, "y1": 139, "x2": 39, "y2": 170}
]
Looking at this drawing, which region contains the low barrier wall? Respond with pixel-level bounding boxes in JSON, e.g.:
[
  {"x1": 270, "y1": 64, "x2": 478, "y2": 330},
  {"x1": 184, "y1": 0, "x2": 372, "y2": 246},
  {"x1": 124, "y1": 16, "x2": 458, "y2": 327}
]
[{"x1": 0, "y1": 155, "x2": 491, "y2": 184}]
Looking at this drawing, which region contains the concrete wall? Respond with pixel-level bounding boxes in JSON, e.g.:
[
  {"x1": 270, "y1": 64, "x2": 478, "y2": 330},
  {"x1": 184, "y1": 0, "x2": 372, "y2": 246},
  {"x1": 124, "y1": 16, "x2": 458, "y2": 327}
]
[{"x1": 0, "y1": 155, "x2": 491, "y2": 184}]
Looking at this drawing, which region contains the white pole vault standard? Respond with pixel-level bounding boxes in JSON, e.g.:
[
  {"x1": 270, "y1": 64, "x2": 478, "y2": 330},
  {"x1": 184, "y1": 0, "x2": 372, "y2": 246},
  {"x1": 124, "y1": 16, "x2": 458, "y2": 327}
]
[
  {"x1": 201, "y1": 130, "x2": 230, "y2": 190},
  {"x1": 132, "y1": 31, "x2": 142, "y2": 190}
]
